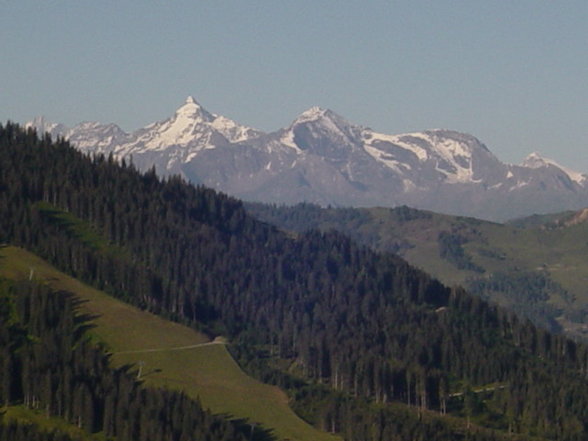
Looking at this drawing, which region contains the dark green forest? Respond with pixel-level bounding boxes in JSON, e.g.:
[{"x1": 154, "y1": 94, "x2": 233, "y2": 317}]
[
  {"x1": 0, "y1": 421, "x2": 78, "y2": 441},
  {"x1": 2, "y1": 122, "x2": 588, "y2": 440}
]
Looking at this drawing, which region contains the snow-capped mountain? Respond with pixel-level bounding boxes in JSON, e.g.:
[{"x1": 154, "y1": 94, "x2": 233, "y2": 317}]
[
  {"x1": 27, "y1": 97, "x2": 588, "y2": 221},
  {"x1": 26, "y1": 96, "x2": 263, "y2": 176},
  {"x1": 522, "y1": 152, "x2": 586, "y2": 185},
  {"x1": 121, "y1": 96, "x2": 261, "y2": 153}
]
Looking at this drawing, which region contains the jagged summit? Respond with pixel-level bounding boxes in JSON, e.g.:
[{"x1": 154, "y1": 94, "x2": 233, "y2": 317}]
[
  {"x1": 172, "y1": 96, "x2": 213, "y2": 122},
  {"x1": 113, "y1": 97, "x2": 262, "y2": 161}
]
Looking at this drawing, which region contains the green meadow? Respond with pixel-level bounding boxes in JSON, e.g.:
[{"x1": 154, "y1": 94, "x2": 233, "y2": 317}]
[{"x1": 0, "y1": 245, "x2": 340, "y2": 441}]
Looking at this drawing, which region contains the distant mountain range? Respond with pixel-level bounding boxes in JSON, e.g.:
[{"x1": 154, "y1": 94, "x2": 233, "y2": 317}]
[{"x1": 27, "y1": 97, "x2": 588, "y2": 221}]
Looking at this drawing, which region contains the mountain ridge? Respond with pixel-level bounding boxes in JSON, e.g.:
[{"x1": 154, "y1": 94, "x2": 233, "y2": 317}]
[{"x1": 26, "y1": 97, "x2": 588, "y2": 221}]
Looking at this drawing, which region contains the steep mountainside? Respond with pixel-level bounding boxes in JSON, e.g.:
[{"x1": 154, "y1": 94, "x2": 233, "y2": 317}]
[{"x1": 27, "y1": 98, "x2": 588, "y2": 221}]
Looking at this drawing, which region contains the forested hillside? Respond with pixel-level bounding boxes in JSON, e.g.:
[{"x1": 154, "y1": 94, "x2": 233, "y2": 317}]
[
  {"x1": 2, "y1": 122, "x2": 588, "y2": 440},
  {"x1": 245, "y1": 202, "x2": 588, "y2": 336},
  {"x1": 0, "y1": 278, "x2": 250, "y2": 441}
]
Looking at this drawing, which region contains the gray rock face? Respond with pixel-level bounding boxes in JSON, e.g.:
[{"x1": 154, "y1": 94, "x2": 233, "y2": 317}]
[{"x1": 27, "y1": 98, "x2": 588, "y2": 222}]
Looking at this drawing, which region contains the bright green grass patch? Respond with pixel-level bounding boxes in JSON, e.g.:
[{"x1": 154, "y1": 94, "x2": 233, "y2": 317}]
[
  {"x1": 0, "y1": 246, "x2": 340, "y2": 441},
  {"x1": 113, "y1": 344, "x2": 323, "y2": 441},
  {"x1": 1, "y1": 405, "x2": 110, "y2": 441},
  {"x1": 34, "y1": 202, "x2": 127, "y2": 258}
]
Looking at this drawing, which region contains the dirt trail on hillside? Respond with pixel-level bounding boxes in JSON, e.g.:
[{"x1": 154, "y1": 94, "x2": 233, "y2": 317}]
[{"x1": 113, "y1": 337, "x2": 227, "y2": 355}]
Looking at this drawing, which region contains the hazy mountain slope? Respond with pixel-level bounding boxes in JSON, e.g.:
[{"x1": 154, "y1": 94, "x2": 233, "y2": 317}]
[
  {"x1": 27, "y1": 98, "x2": 588, "y2": 221},
  {"x1": 246, "y1": 202, "x2": 588, "y2": 337}
]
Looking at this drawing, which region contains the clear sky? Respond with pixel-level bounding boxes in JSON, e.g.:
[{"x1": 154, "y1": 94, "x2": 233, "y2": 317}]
[{"x1": 2, "y1": 1, "x2": 587, "y2": 171}]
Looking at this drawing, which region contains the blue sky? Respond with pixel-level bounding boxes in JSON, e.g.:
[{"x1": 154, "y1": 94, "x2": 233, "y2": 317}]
[{"x1": 2, "y1": 1, "x2": 587, "y2": 171}]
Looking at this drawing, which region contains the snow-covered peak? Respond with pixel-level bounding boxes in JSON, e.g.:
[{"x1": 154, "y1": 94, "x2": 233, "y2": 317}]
[
  {"x1": 422, "y1": 130, "x2": 475, "y2": 160},
  {"x1": 290, "y1": 106, "x2": 355, "y2": 128},
  {"x1": 282, "y1": 106, "x2": 362, "y2": 155},
  {"x1": 181, "y1": 95, "x2": 202, "y2": 110},
  {"x1": 211, "y1": 115, "x2": 262, "y2": 143},
  {"x1": 126, "y1": 97, "x2": 219, "y2": 151},
  {"x1": 362, "y1": 131, "x2": 429, "y2": 161},
  {"x1": 295, "y1": 106, "x2": 327, "y2": 124},
  {"x1": 361, "y1": 129, "x2": 494, "y2": 184},
  {"x1": 522, "y1": 152, "x2": 586, "y2": 185},
  {"x1": 174, "y1": 96, "x2": 213, "y2": 122},
  {"x1": 290, "y1": 106, "x2": 360, "y2": 135},
  {"x1": 102, "y1": 96, "x2": 264, "y2": 158}
]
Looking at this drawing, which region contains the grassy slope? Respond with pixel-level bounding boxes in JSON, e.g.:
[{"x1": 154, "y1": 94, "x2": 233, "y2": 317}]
[
  {"x1": 370, "y1": 209, "x2": 588, "y2": 335},
  {"x1": 0, "y1": 245, "x2": 340, "y2": 441},
  {"x1": 1, "y1": 406, "x2": 107, "y2": 441}
]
